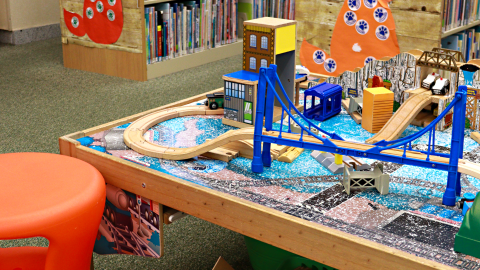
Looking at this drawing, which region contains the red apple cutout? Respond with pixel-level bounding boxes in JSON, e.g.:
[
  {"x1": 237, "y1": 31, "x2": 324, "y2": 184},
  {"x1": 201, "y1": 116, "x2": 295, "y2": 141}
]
[{"x1": 63, "y1": 0, "x2": 123, "y2": 44}]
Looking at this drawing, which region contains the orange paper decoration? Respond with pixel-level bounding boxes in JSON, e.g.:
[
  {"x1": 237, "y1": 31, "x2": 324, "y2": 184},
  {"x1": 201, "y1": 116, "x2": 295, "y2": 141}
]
[
  {"x1": 300, "y1": 0, "x2": 400, "y2": 76},
  {"x1": 64, "y1": 0, "x2": 124, "y2": 44}
]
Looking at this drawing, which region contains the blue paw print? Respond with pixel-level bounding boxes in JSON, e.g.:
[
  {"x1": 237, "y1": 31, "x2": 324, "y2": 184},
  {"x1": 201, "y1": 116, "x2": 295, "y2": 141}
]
[{"x1": 359, "y1": 21, "x2": 368, "y2": 30}]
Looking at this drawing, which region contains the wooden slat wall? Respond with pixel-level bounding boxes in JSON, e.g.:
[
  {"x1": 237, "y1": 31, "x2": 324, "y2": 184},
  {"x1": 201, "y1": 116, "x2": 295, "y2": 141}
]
[
  {"x1": 60, "y1": 0, "x2": 143, "y2": 53},
  {"x1": 295, "y1": 0, "x2": 442, "y2": 64}
]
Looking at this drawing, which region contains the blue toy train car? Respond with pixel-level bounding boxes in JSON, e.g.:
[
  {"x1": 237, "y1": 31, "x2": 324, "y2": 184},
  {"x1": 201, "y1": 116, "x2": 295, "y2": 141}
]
[{"x1": 303, "y1": 82, "x2": 342, "y2": 121}]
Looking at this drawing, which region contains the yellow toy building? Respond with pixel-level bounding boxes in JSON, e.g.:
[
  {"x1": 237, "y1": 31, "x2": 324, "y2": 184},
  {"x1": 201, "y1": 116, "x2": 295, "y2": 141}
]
[
  {"x1": 362, "y1": 87, "x2": 394, "y2": 134},
  {"x1": 222, "y1": 17, "x2": 303, "y2": 128}
]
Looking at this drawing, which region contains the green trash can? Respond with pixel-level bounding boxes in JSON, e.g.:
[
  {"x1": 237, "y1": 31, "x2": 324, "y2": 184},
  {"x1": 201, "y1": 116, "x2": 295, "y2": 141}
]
[{"x1": 244, "y1": 236, "x2": 337, "y2": 270}]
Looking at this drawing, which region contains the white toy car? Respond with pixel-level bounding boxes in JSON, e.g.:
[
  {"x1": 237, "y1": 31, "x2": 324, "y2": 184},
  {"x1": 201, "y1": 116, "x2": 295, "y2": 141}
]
[
  {"x1": 422, "y1": 73, "x2": 439, "y2": 89},
  {"x1": 431, "y1": 77, "x2": 450, "y2": 95}
]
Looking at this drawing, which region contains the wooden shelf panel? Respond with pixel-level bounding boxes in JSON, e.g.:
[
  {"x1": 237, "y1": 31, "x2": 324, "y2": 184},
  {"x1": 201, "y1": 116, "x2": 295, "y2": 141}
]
[
  {"x1": 147, "y1": 40, "x2": 243, "y2": 79},
  {"x1": 442, "y1": 20, "x2": 480, "y2": 38},
  {"x1": 144, "y1": 0, "x2": 169, "y2": 5}
]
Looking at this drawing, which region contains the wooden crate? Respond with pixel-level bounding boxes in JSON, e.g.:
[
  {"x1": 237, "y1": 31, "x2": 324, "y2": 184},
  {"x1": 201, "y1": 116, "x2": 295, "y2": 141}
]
[{"x1": 362, "y1": 87, "x2": 394, "y2": 133}]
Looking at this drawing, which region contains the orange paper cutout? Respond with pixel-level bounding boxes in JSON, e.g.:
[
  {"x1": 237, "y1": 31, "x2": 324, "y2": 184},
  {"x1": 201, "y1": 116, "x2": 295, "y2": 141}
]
[
  {"x1": 63, "y1": 0, "x2": 123, "y2": 45},
  {"x1": 300, "y1": 0, "x2": 400, "y2": 76}
]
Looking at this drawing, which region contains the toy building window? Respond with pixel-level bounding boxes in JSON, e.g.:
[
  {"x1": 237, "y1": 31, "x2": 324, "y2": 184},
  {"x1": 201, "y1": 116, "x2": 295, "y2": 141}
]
[
  {"x1": 261, "y1": 36, "x2": 268, "y2": 50},
  {"x1": 225, "y1": 81, "x2": 231, "y2": 96},
  {"x1": 250, "y1": 34, "x2": 257, "y2": 48},
  {"x1": 260, "y1": 59, "x2": 268, "y2": 68},
  {"x1": 234, "y1": 83, "x2": 239, "y2": 98},
  {"x1": 239, "y1": 84, "x2": 245, "y2": 99},
  {"x1": 249, "y1": 57, "x2": 256, "y2": 70}
]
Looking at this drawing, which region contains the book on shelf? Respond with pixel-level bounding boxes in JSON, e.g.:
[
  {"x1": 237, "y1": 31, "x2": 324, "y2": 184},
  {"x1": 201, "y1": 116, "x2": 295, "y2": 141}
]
[
  {"x1": 443, "y1": 0, "x2": 480, "y2": 32},
  {"x1": 442, "y1": 25, "x2": 480, "y2": 61},
  {"x1": 251, "y1": 0, "x2": 294, "y2": 20},
  {"x1": 145, "y1": 0, "x2": 240, "y2": 64}
]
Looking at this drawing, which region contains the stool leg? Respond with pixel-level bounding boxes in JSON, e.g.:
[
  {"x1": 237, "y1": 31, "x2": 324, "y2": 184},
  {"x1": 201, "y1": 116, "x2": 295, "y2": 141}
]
[{"x1": 44, "y1": 201, "x2": 104, "y2": 270}]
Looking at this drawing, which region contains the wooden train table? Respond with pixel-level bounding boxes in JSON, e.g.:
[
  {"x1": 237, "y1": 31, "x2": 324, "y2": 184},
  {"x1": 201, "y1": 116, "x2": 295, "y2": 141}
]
[{"x1": 59, "y1": 88, "x2": 480, "y2": 270}]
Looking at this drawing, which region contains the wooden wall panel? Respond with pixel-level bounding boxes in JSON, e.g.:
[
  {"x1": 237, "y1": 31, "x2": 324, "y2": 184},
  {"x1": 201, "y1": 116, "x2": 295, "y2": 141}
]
[
  {"x1": 295, "y1": 0, "x2": 443, "y2": 64},
  {"x1": 62, "y1": 43, "x2": 146, "y2": 80}
]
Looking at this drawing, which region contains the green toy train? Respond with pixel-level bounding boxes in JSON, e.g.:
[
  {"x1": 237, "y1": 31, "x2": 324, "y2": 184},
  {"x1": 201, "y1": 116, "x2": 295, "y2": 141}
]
[{"x1": 204, "y1": 92, "x2": 224, "y2": 110}]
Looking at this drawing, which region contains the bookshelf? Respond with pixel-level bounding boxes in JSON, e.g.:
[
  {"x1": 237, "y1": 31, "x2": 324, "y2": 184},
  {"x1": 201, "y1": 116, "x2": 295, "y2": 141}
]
[
  {"x1": 60, "y1": 0, "x2": 243, "y2": 81},
  {"x1": 147, "y1": 39, "x2": 242, "y2": 79},
  {"x1": 442, "y1": 20, "x2": 480, "y2": 38}
]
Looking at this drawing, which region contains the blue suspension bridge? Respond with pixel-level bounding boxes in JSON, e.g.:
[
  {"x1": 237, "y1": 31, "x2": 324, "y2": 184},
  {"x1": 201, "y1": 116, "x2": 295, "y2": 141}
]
[{"x1": 252, "y1": 64, "x2": 470, "y2": 206}]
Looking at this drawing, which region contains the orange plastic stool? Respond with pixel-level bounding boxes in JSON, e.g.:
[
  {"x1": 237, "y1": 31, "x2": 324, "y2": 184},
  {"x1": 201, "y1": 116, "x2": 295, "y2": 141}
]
[{"x1": 0, "y1": 153, "x2": 106, "y2": 270}]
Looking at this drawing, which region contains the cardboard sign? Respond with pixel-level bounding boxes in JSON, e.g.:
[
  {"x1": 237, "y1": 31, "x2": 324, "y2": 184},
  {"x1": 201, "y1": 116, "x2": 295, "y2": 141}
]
[
  {"x1": 348, "y1": 88, "x2": 358, "y2": 97},
  {"x1": 467, "y1": 89, "x2": 477, "y2": 97}
]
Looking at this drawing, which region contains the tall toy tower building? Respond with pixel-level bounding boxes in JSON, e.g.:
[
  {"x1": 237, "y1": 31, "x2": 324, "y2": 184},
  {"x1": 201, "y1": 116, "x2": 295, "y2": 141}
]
[{"x1": 222, "y1": 17, "x2": 300, "y2": 128}]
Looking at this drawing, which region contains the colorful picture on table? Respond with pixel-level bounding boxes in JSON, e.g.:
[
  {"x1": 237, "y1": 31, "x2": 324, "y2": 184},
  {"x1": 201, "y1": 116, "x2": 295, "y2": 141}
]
[{"x1": 94, "y1": 184, "x2": 163, "y2": 258}]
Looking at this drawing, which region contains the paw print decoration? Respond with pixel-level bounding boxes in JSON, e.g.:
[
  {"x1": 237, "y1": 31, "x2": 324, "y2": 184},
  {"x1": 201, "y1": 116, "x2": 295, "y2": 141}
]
[{"x1": 63, "y1": 0, "x2": 123, "y2": 44}]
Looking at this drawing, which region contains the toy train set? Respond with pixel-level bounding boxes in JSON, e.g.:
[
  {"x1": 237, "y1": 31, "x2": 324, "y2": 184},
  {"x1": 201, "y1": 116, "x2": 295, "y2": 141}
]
[{"x1": 70, "y1": 17, "x2": 480, "y2": 269}]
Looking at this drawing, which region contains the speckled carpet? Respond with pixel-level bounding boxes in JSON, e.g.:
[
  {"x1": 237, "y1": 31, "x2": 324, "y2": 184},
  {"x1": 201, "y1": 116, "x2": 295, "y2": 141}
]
[{"x1": 0, "y1": 38, "x2": 253, "y2": 270}]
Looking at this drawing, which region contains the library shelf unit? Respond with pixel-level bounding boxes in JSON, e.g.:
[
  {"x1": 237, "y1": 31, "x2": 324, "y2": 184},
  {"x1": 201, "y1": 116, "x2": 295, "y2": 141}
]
[{"x1": 59, "y1": 0, "x2": 243, "y2": 81}]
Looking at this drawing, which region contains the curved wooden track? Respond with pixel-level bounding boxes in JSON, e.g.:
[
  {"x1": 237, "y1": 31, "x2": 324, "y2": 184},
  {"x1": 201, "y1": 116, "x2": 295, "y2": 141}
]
[
  {"x1": 123, "y1": 106, "x2": 256, "y2": 160},
  {"x1": 124, "y1": 105, "x2": 480, "y2": 179},
  {"x1": 366, "y1": 88, "x2": 433, "y2": 144}
]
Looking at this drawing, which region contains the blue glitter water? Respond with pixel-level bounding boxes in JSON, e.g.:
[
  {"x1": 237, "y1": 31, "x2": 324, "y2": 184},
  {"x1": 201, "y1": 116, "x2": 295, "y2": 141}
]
[
  {"x1": 159, "y1": 117, "x2": 189, "y2": 134},
  {"x1": 229, "y1": 149, "x2": 333, "y2": 179},
  {"x1": 391, "y1": 166, "x2": 448, "y2": 184},
  {"x1": 149, "y1": 116, "x2": 237, "y2": 148},
  {"x1": 282, "y1": 182, "x2": 336, "y2": 193},
  {"x1": 196, "y1": 117, "x2": 237, "y2": 145}
]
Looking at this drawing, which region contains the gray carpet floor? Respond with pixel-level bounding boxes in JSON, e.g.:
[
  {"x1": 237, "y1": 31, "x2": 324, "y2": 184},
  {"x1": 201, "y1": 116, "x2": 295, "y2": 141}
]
[{"x1": 0, "y1": 38, "x2": 254, "y2": 270}]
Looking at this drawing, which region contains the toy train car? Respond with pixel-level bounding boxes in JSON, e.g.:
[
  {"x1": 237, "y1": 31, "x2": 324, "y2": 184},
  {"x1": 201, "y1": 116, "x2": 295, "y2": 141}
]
[{"x1": 204, "y1": 92, "x2": 224, "y2": 110}]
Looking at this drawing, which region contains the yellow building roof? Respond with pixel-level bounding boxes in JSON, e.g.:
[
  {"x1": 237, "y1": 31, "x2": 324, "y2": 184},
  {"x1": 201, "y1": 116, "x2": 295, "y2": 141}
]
[
  {"x1": 244, "y1": 17, "x2": 296, "y2": 29},
  {"x1": 365, "y1": 87, "x2": 393, "y2": 95}
]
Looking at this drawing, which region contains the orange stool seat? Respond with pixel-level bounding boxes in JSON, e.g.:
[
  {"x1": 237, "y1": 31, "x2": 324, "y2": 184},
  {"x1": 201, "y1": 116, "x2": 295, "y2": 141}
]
[{"x1": 0, "y1": 153, "x2": 106, "y2": 270}]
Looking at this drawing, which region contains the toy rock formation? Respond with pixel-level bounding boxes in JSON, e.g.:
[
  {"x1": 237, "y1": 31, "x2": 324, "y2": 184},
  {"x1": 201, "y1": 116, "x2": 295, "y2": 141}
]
[{"x1": 300, "y1": 0, "x2": 400, "y2": 76}]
